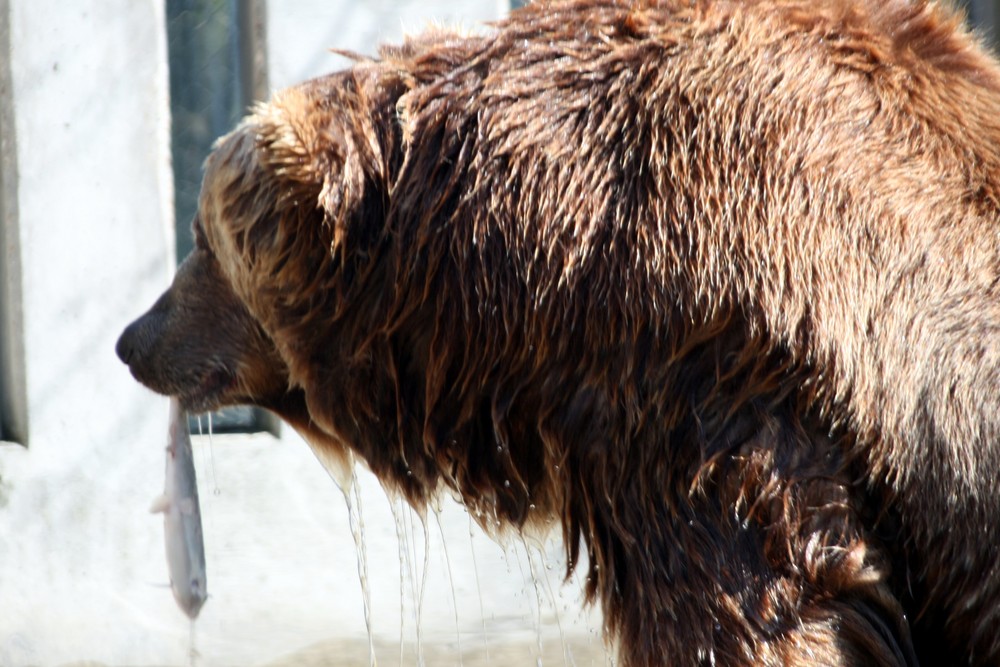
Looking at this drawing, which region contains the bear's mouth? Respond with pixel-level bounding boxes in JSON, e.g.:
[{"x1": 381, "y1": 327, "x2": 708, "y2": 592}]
[{"x1": 179, "y1": 366, "x2": 236, "y2": 414}]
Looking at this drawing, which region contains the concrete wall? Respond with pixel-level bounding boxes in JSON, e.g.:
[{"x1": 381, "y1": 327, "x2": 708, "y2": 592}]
[
  {"x1": 0, "y1": 2, "x2": 605, "y2": 666},
  {"x1": 268, "y1": 0, "x2": 510, "y2": 87},
  {"x1": 0, "y1": 0, "x2": 180, "y2": 663}
]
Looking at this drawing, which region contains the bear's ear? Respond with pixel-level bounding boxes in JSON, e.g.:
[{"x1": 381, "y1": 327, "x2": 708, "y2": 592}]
[{"x1": 249, "y1": 85, "x2": 368, "y2": 250}]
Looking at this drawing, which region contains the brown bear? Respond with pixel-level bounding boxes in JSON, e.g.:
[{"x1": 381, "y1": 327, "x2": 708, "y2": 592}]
[{"x1": 116, "y1": 0, "x2": 1000, "y2": 664}]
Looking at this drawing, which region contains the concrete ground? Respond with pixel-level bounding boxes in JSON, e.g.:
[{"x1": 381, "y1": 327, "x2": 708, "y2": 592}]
[
  {"x1": 176, "y1": 429, "x2": 611, "y2": 667},
  {"x1": 0, "y1": 426, "x2": 609, "y2": 666}
]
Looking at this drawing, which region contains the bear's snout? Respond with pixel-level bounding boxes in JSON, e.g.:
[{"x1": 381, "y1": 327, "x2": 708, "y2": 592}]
[
  {"x1": 115, "y1": 311, "x2": 163, "y2": 371},
  {"x1": 115, "y1": 321, "x2": 138, "y2": 365}
]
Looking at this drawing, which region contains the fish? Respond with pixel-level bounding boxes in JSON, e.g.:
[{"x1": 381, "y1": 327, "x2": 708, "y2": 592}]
[{"x1": 150, "y1": 398, "x2": 208, "y2": 619}]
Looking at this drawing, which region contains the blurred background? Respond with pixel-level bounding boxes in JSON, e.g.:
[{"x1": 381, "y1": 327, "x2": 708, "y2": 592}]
[{"x1": 0, "y1": 0, "x2": 997, "y2": 665}]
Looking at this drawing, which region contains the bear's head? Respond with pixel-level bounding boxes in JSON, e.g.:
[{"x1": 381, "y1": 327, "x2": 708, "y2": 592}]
[
  {"x1": 116, "y1": 70, "x2": 427, "y2": 491},
  {"x1": 114, "y1": 215, "x2": 289, "y2": 416}
]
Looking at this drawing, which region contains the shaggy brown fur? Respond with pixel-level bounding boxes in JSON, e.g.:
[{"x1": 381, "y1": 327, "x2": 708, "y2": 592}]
[{"x1": 117, "y1": 0, "x2": 1000, "y2": 663}]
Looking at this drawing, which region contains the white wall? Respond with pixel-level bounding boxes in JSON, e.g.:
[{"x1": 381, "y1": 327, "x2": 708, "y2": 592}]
[
  {"x1": 0, "y1": 1, "x2": 606, "y2": 666},
  {"x1": 0, "y1": 0, "x2": 181, "y2": 664},
  {"x1": 268, "y1": 0, "x2": 510, "y2": 88}
]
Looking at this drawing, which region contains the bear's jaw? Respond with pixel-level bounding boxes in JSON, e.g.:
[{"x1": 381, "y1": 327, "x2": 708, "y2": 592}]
[{"x1": 177, "y1": 365, "x2": 236, "y2": 414}]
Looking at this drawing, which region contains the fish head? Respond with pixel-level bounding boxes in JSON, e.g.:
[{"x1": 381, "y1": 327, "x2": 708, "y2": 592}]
[{"x1": 173, "y1": 571, "x2": 208, "y2": 620}]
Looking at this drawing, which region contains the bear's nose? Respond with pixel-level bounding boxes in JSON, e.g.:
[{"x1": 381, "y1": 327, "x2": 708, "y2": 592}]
[
  {"x1": 116, "y1": 314, "x2": 160, "y2": 367},
  {"x1": 115, "y1": 322, "x2": 139, "y2": 365}
]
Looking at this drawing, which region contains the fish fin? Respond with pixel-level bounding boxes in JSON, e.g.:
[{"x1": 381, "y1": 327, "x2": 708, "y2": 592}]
[{"x1": 149, "y1": 494, "x2": 170, "y2": 514}]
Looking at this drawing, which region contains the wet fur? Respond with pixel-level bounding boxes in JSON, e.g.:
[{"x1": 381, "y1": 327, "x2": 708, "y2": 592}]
[{"x1": 118, "y1": 1, "x2": 1000, "y2": 664}]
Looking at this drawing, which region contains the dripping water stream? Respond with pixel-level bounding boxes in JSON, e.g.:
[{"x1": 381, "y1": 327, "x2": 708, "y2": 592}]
[
  {"x1": 389, "y1": 497, "x2": 409, "y2": 667},
  {"x1": 434, "y1": 508, "x2": 464, "y2": 666},
  {"x1": 527, "y1": 540, "x2": 575, "y2": 666},
  {"x1": 341, "y1": 470, "x2": 377, "y2": 666},
  {"x1": 416, "y1": 506, "x2": 430, "y2": 667},
  {"x1": 188, "y1": 618, "x2": 199, "y2": 667},
  {"x1": 468, "y1": 514, "x2": 490, "y2": 662}
]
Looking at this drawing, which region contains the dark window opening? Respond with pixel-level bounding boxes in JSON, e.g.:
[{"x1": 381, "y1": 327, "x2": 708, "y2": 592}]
[
  {"x1": 166, "y1": 0, "x2": 277, "y2": 435},
  {"x1": 962, "y1": 0, "x2": 1000, "y2": 47}
]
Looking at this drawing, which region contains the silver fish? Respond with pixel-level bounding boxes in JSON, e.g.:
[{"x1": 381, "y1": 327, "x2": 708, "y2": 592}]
[{"x1": 150, "y1": 398, "x2": 208, "y2": 619}]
